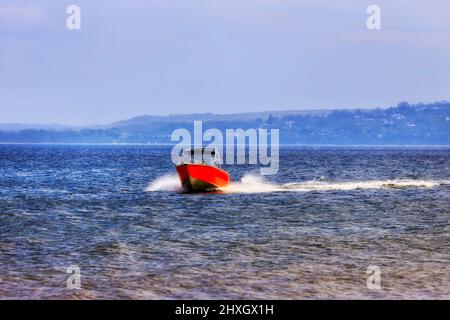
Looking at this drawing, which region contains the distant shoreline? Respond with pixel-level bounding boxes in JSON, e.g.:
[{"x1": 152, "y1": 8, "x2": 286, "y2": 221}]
[
  {"x1": 1, "y1": 101, "x2": 448, "y2": 145},
  {"x1": 1, "y1": 142, "x2": 449, "y2": 148}
]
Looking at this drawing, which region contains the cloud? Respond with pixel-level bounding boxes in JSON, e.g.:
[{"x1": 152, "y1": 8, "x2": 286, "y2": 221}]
[{"x1": 0, "y1": 5, "x2": 47, "y2": 28}]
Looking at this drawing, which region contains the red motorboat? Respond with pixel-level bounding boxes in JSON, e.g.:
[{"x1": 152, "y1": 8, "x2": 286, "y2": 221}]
[{"x1": 176, "y1": 148, "x2": 230, "y2": 192}]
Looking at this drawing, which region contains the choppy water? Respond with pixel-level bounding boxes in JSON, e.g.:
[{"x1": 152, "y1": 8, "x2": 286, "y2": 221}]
[{"x1": 0, "y1": 144, "x2": 449, "y2": 299}]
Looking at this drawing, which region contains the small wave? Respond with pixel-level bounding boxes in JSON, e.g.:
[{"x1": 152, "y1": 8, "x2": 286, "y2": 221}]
[
  {"x1": 220, "y1": 174, "x2": 449, "y2": 194},
  {"x1": 145, "y1": 174, "x2": 183, "y2": 192}
]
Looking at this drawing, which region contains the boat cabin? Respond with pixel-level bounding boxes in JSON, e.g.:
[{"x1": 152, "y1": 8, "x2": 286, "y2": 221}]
[{"x1": 182, "y1": 147, "x2": 222, "y2": 168}]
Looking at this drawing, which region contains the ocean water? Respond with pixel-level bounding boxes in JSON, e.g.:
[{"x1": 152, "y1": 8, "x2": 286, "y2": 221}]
[{"x1": 0, "y1": 144, "x2": 449, "y2": 299}]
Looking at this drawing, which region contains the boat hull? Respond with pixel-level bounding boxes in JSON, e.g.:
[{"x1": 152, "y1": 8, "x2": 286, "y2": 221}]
[{"x1": 176, "y1": 164, "x2": 230, "y2": 192}]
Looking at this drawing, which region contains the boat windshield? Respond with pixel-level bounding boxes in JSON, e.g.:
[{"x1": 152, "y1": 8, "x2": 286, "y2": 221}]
[{"x1": 183, "y1": 147, "x2": 221, "y2": 167}]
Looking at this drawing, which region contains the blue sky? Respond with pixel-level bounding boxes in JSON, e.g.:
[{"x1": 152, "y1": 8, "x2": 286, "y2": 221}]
[{"x1": 0, "y1": 0, "x2": 449, "y2": 125}]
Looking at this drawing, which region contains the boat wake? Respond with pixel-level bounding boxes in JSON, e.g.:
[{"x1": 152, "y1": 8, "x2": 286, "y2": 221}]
[
  {"x1": 220, "y1": 175, "x2": 450, "y2": 193},
  {"x1": 145, "y1": 174, "x2": 184, "y2": 192},
  {"x1": 146, "y1": 174, "x2": 450, "y2": 194}
]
